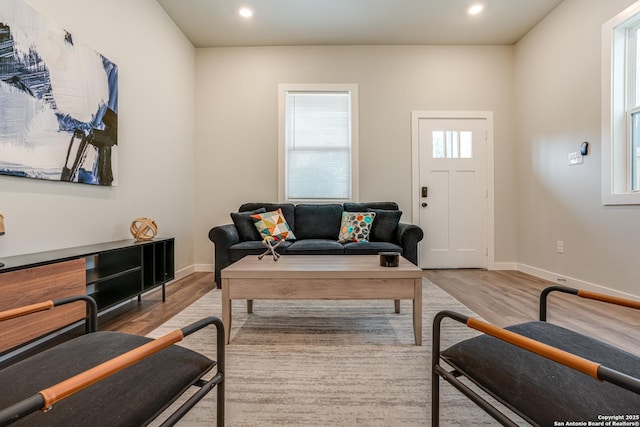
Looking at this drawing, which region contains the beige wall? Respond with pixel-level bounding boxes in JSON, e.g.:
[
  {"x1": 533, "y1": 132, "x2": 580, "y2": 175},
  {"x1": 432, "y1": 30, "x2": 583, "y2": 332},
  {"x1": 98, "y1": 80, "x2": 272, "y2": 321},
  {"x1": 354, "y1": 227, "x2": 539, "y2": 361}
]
[
  {"x1": 0, "y1": 0, "x2": 196, "y2": 273},
  {"x1": 7, "y1": 1, "x2": 633, "y2": 299},
  {"x1": 194, "y1": 45, "x2": 518, "y2": 267},
  {"x1": 515, "y1": 0, "x2": 640, "y2": 297}
]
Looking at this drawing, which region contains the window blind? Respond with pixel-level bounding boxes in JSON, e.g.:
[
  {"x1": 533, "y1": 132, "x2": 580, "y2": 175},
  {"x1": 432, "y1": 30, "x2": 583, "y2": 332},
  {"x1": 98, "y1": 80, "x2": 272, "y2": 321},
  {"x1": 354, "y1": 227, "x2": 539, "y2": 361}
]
[{"x1": 285, "y1": 92, "x2": 351, "y2": 200}]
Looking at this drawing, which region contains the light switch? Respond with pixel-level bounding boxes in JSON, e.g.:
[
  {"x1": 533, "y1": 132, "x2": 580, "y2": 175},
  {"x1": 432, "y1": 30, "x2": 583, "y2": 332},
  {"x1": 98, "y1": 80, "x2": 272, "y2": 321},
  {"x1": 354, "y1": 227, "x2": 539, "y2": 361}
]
[{"x1": 568, "y1": 152, "x2": 583, "y2": 165}]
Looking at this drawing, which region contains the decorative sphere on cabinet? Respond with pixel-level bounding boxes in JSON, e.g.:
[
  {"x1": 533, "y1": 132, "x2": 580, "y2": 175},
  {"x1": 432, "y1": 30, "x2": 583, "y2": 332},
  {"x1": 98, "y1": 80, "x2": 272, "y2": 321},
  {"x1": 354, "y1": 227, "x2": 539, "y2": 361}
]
[{"x1": 130, "y1": 217, "x2": 158, "y2": 242}]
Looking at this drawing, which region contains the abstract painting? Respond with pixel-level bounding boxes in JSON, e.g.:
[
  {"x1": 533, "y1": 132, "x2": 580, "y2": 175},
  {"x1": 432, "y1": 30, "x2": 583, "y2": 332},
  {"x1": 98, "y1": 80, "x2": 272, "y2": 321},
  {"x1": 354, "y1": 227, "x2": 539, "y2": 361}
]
[{"x1": 0, "y1": 0, "x2": 118, "y2": 186}]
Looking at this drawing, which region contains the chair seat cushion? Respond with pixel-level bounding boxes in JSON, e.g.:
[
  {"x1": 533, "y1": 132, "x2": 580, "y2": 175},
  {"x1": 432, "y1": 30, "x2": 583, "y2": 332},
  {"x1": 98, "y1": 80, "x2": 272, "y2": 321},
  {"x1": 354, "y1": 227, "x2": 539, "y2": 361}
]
[
  {"x1": 0, "y1": 331, "x2": 214, "y2": 426},
  {"x1": 440, "y1": 321, "x2": 640, "y2": 426}
]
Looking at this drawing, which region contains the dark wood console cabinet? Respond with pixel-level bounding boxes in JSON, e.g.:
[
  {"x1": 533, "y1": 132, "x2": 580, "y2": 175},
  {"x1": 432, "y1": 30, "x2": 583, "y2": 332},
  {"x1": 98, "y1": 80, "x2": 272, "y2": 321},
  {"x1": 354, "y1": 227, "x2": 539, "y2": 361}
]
[
  {"x1": 0, "y1": 238, "x2": 175, "y2": 353},
  {"x1": 83, "y1": 238, "x2": 175, "y2": 311}
]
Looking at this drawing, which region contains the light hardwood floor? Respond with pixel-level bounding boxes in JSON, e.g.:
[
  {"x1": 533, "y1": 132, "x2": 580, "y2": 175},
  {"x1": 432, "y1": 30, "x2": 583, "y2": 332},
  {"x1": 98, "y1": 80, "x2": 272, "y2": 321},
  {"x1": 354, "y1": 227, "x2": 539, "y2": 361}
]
[
  {"x1": 424, "y1": 269, "x2": 640, "y2": 355},
  {"x1": 100, "y1": 269, "x2": 639, "y2": 355}
]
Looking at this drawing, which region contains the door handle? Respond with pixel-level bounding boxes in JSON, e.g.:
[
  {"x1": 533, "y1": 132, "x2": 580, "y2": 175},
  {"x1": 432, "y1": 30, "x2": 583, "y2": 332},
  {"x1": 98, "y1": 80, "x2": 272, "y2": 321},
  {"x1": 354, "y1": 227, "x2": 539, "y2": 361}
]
[
  {"x1": 421, "y1": 202, "x2": 428, "y2": 207},
  {"x1": 421, "y1": 187, "x2": 428, "y2": 197}
]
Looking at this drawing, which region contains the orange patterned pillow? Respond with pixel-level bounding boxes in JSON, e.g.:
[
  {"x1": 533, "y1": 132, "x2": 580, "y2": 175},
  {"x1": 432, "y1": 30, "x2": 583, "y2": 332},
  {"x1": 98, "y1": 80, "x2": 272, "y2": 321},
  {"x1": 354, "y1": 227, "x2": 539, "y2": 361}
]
[{"x1": 251, "y1": 208, "x2": 296, "y2": 240}]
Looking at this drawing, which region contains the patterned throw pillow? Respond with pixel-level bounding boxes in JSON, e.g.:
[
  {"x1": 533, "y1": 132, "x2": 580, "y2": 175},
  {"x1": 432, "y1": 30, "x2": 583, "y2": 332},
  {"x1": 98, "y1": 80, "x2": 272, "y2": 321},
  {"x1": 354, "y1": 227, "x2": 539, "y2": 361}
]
[
  {"x1": 251, "y1": 208, "x2": 296, "y2": 240},
  {"x1": 337, "y1": 211, "x2": 376, "y2": 243}
]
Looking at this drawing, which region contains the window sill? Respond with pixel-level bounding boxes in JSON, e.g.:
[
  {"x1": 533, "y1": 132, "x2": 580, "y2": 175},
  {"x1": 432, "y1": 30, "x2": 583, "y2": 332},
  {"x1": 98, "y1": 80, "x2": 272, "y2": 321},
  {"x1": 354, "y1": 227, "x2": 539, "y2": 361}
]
[{"x1": 602, "y1": 191, "x2": 640, "y2": 206}]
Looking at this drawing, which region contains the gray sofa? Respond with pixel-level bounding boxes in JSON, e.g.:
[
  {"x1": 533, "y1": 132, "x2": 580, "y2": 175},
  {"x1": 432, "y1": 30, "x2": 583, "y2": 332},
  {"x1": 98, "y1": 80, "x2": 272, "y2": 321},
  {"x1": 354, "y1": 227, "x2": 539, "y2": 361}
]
[{"x1": 208, "y1": 202, "x2": 424, "y2": 286}]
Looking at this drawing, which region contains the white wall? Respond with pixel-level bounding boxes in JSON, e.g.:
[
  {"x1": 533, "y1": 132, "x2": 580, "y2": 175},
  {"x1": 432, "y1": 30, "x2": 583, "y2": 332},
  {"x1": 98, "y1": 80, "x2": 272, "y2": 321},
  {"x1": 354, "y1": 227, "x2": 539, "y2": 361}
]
[
  {"x1": 194, "y1": 45, "x2": 518, "y2": 267},
  {"x1": 0, "y1": 0, "x2": 196, "y2": 273},
  {"x1": 515, "y1": 0, "x2": 640, "y2": 297}
]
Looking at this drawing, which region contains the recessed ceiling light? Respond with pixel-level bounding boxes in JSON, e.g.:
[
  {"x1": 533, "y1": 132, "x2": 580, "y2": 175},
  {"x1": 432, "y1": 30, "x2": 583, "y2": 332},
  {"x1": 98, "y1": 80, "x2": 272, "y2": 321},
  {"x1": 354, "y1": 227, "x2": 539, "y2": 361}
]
[
  {"x1": 468, "y1": 4, "x2": 484, "y2": 15},
  {"x1": 239, "y1": 7, "x2": 253, "y2": 18}
]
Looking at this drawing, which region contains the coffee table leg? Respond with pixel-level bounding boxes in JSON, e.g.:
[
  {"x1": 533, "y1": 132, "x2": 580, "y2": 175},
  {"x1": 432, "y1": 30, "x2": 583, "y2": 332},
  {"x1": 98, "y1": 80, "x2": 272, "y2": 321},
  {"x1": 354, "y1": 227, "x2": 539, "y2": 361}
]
[
  {"x1": 222, "y1": 278, "x2": 232, "y2": 344},
  {"x1": 394, "y1": 299, "x2": 400, "y2": 313},
  {"x1": 413, "y1": 278, "x2": 422, "y2": 346}
]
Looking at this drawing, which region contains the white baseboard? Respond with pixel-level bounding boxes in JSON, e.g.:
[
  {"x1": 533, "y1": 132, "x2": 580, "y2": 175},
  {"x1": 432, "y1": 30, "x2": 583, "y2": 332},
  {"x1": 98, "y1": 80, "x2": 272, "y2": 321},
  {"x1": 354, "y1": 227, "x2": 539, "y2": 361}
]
[
  {"x1": 488, "y1": 261, "x2": 517, "y2": 270},
  {"x1": 174, "y1": 265, "x2": 196, "y2": 281},
  {"x1": 168, "y1": 264, "x2": 213, "y2": 284},
  {"x1": 193, "y1": 264, "x2": 214, "y2": 272},
  {"x1": 516, "y1": 263, "x2": 640, "y2": 301}
]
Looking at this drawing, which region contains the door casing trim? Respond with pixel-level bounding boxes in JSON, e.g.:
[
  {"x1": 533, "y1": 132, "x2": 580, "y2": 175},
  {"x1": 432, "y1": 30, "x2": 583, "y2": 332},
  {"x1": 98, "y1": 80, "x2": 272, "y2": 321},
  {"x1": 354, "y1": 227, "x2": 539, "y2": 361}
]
[{"x1": 410, "y1": 111, "x2": 495, "y2": 269}]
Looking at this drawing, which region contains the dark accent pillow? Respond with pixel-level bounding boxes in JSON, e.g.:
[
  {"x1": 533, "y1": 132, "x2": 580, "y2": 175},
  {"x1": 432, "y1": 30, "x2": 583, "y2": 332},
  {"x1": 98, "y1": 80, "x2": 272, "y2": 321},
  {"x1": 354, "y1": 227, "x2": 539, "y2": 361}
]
[
  {"x1": 231, "y1": 208, "x2": 266, "y2": 241},
  {"x1": 367, "y1": 208, "x2": 402, "y2": 242}
]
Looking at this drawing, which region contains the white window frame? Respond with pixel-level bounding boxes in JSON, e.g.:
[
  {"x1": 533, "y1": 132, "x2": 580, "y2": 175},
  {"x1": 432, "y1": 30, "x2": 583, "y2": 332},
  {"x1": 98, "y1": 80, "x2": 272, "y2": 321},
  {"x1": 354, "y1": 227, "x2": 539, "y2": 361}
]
[
  {"x1": 277, "y1": 83, "x2": 359, "y2": 203},
  {"x1": 602, "y1": 1, "x2": 640, "y2": 205}
]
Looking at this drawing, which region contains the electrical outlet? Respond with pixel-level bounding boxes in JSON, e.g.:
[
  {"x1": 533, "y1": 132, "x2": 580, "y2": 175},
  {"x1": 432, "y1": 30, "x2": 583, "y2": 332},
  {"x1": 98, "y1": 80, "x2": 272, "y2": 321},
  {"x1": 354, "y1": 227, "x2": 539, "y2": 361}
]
[{"x1": 556, "y1": 240, "x2": 564, "y2": 253}]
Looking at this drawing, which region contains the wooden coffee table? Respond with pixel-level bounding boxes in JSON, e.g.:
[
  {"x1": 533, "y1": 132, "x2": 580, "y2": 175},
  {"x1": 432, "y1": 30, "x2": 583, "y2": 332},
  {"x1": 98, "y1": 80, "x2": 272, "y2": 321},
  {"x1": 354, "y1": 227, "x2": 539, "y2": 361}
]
[{"x1": 220, "y1": 255, "x2": 423, "y2": 345}]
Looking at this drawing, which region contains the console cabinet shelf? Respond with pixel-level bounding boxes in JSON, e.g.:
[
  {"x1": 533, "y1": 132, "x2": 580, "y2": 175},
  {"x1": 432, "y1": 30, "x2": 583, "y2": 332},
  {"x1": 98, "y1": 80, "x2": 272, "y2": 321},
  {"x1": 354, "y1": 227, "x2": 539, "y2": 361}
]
[
  {"x1": 0, "y1": 238, "x2": 175, "y2": 313},
  {"x1": 0, "y1": 238, "x2": 174, "y2": 359}
]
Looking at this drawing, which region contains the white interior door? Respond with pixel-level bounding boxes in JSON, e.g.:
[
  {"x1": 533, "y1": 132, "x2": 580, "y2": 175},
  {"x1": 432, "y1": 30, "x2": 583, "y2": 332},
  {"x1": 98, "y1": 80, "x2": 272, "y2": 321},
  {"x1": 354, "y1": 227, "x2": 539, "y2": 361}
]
[{"x1": 415, "y1": 116, "x2": 488, "y2": 268}]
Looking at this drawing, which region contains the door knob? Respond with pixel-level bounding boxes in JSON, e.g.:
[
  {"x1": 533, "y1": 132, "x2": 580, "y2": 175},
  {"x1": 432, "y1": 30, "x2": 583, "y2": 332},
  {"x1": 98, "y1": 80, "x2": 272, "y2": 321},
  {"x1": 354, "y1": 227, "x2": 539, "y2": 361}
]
[{"x1": 421, "y1": 202, "x2": 428, "y2": 207}]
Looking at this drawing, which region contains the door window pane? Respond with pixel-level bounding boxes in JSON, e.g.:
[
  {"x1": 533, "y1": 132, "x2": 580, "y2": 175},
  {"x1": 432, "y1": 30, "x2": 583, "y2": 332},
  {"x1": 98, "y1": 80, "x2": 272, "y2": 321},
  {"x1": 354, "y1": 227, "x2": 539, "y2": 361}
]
[
  {"x1": 460, "y1": 131, "x2": 473, "y2": 158},
  {"x1": 448, "y1": 131, "x2": 459, "y2": 158},
  {"x1": 432, "y1": 131, "x2": 445, "y2": 158},
  {"x1": 432, "y1": 130, "x2": 473, "y2": 159}
]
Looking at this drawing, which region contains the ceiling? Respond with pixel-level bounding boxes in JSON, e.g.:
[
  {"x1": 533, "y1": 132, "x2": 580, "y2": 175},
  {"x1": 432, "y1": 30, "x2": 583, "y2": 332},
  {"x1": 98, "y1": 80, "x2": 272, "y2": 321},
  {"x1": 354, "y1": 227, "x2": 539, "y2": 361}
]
[{"x1": 156, "y1": 0, "x2": 564, "y2": 48}]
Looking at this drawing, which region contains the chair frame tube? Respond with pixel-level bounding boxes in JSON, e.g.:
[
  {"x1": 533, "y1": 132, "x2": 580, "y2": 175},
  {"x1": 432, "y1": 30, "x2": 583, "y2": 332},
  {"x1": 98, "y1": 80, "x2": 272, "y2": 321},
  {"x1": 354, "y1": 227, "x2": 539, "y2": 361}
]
[
  {"x1": 0, "y1": 299, "x2": 224, "y2": 427},
  {"x1": 432, "y1": 286, "x2": 640, "y2": 426}
]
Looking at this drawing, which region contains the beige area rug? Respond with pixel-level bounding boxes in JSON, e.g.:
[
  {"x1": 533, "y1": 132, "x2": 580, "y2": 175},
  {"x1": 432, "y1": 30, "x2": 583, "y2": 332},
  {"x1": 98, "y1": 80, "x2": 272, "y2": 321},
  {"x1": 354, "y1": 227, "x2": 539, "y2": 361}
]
[{"x1": 148, "y1": 279, "x2": 524, "y2": 426}]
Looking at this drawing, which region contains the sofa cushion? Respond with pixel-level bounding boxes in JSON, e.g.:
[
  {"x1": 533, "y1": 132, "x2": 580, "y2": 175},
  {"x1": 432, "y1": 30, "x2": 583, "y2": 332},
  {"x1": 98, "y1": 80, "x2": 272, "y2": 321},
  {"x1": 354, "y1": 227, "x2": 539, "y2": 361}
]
[
  {"x1": 338, "y1": 211, "x2": 376, "y2": 243},
  {"x1": 343, "y1": 241, "x2": 404, "y2": 255},
  {"x1": 367, "y1": 208, "x2": 402, "y2": 242},
  {"x1": 294, "y1": 204, "x2": 343, "y2": 240},
  {"x1": 231, "y1": 208, "x2": 266, "y2": 241},
  {"x1": 286, "y1": 239, "x2": 344, "y2": 254},
  {"x1": 229, "y1": 240, "x2": 293, "y2": 261},
  {"x1": 251, "y1": 208, "x2": 296, "y2": 240},
  {"x1": 239, "y1": 203, "x2": 296, "y2": 232},
  {"x1": 344, "y1": 202, "x2": 399, "y2": 212}
]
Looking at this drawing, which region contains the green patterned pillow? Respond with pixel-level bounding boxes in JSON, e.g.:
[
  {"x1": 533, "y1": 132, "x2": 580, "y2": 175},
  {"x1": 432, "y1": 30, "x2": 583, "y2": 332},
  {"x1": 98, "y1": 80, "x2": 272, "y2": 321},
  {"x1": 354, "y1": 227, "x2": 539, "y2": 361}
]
[
  {"x1": 251, "y1": 208, "x2": 296, "y2": 240},
  {"x1": 338, "y1": 211, "x2": 376, "y2": 243}
]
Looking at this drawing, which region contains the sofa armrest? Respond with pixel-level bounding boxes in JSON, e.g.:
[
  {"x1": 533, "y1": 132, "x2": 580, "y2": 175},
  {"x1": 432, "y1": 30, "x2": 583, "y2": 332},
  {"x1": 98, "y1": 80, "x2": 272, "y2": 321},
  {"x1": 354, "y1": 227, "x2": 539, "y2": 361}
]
[
  {"x1": 208, "y1": 223, "x2": 240, "y2": 247},
  {"x1": 208, "y1": 224, "x2": 240, "y2": 286},
  {"x1": 395, "y1": 223, "x2": 424, "y2": 266}
]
